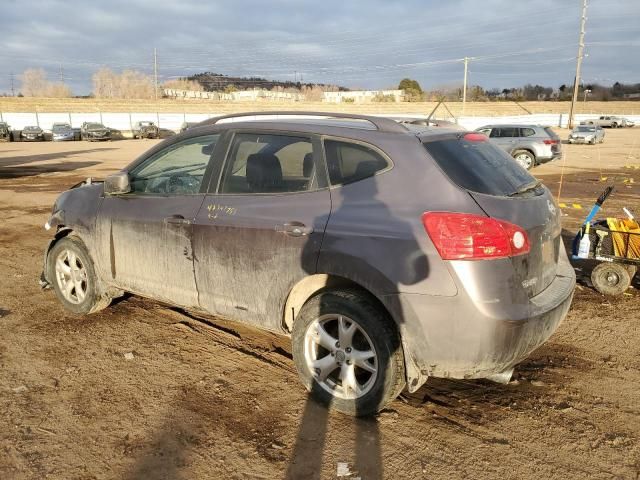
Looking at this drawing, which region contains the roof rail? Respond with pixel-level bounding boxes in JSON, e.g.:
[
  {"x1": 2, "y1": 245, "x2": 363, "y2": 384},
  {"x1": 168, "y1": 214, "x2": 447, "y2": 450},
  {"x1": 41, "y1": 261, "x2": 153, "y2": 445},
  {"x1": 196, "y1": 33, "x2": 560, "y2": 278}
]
[{"x1": 198, "y1": 111, "x2": 409, "y2": 133}]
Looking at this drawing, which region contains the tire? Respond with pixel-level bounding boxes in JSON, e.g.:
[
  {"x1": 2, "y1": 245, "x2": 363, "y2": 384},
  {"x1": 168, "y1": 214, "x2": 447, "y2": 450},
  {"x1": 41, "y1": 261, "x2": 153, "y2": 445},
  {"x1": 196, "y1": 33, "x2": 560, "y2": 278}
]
[
  {"x1": 590, "y1": 138, "x2": 596, "y2": 145},
  {"x1": 591, "y1": 263, "x2": 631, "y2": 296},
  {"x1": 47, "y1": 236, "x2": 111, "y2": 314},
  {"x1": 512, "y1": 150, "x2": 535, "y2": 170},
  {"x1": 291, "y1": 289, "x2": 405, "y2": 417},
  {"x1": 611, "y1": 123, "x2": 618, "y2": 128}
]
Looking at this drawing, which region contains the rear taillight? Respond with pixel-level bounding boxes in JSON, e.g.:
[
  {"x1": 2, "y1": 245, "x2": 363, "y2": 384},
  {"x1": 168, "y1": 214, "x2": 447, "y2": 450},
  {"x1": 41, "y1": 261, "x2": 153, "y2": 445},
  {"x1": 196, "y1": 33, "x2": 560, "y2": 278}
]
[
  {"x1": 463, "y1": 132, "x2": 488, "y2": 142},
  {"x1": 422, "y1": 212, "x2": 530, "y2": 260},
  {"x1": 543, "y1": 139, "x2": 559, "y2": 145}
]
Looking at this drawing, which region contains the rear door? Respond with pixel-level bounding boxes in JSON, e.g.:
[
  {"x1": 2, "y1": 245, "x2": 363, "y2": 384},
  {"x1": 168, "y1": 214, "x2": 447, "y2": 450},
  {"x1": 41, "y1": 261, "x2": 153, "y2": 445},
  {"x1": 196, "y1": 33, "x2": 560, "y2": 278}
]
[
  {"x1": 423, "y1": 135, "x2": 562, "y2": 297},
  {"x1": 489, "y1": 127, "x2": 518, "y2": 152},
  {"x1": 96, "y1": 134, "x2": 220, "y2": 307},
  {"x1": 192, "y1": 130, "x2": 331, "y2": 330}
]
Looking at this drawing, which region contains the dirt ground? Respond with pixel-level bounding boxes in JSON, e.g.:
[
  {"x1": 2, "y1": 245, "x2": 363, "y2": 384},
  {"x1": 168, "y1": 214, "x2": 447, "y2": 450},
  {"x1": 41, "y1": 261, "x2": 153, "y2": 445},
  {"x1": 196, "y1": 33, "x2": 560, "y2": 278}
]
[{"x1": 1, "y1": 127, "x2": 639, "y2": 480}]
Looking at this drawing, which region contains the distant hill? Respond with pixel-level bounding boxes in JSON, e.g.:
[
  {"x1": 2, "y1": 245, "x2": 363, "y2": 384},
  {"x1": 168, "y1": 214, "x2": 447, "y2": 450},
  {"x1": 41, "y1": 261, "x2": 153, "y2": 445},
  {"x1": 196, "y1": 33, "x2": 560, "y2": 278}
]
[{"x1": 187, "y1": 72, "x2": 349, "y2": 92}]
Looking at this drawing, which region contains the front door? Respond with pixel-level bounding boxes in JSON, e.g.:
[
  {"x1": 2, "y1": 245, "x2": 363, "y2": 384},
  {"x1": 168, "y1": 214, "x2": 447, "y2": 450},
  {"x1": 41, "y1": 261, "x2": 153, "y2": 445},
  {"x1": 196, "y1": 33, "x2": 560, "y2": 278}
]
[
  {"x1": 97, "y1": 134, "x2": 221, "y2": 308},
  {"x1": 192, "y1": 131, "x2": 331, "y2": 331}
]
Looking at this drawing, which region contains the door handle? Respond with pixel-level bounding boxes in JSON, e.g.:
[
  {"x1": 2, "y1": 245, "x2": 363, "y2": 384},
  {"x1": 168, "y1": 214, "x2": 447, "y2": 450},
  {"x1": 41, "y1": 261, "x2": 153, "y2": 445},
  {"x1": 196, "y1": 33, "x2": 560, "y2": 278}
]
[
  {"x1": 164, "y1": 215, "x2": 191, "y2": 226},
  {"x1": 276, "y1": 222, "x2": 313, "y2": 237}
]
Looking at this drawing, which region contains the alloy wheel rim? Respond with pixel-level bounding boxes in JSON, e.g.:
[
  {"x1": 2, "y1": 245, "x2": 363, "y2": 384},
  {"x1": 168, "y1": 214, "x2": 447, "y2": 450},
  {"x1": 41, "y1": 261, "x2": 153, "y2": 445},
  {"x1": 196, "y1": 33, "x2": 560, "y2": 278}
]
[
  {"x1": 303, "y1": 314, "x2": 378, "y2": 400},
  {"x1": 55, "y1": 249, "x2": 88, "y2": 304},
  {"x1": 515, "y1": 153, "x2": 532, "y2": 169}
]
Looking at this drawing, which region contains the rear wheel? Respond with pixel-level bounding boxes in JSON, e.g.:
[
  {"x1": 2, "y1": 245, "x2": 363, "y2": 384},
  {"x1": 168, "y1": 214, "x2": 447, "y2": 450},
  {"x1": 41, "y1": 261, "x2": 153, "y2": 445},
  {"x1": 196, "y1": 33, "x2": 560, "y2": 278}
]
[
  {"x1": 292, "y1": 289, "x2": 405, "y2": 417},
  {"x1": 512, "y1": 150, "x2": 535, "y2": 170},
  {"x1": 611, "y1": 122, "x2": 618, "y2": 128},
  {"x1": 591, "y1": 263, "x2": 631, "y2": 296},
  {"x1": 47, "y1": 236, "x2": 111, "y2": 314}
]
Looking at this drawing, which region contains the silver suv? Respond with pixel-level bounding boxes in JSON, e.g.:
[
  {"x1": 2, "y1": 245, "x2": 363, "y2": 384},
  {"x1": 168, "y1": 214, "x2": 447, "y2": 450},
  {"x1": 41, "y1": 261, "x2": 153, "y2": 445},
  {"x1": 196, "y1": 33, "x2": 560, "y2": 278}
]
[{"x1": 475, "y1": 124, "x2": 562, "y2": 170}]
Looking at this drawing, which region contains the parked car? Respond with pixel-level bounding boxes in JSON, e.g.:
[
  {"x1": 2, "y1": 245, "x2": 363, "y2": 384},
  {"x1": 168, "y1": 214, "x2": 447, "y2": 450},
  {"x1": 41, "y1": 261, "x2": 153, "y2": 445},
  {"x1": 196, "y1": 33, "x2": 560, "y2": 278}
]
[
  {"x1": 568, "y1": 125, "x2": 605, "y2": 144},
  {"x1": 41, "y1": 112, "x2": 575, "y2": 416},
  {"x1": 582, "y1": 116, "x2": 628, "y2": 128},
  {"x1": 20, "y1": 125, "x2": 45, "y2": 141},
  {"x1": 623, "y1": 118, "x2": 635, "y2": 127},
  {"x1": 475, "y1": 124, "x2": 561, "y2": 170},
  {"x1": 0, "y1": 122, "x2": 11, "y2": 142},
  {"x1": 52, "y1": 123, "x2": 76, "y2": 142},
  {"x1": 132, "y1": 121, "x2": 159, "y2": 139},
  {"x1": 81, "y1": 122, "x2": 111, "y2": 141}
]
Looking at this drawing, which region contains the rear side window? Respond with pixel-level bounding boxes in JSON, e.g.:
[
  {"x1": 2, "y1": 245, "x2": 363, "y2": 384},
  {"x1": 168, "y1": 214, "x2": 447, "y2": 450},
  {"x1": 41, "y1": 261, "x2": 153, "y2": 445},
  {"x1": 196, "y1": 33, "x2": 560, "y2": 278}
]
[
  {"x1": 220, "y1": 133, "x2": 317, "y2": 194},
  {"x1": 498, "y1": 127, "x2": 518, "y2": 138},
  {"x1": 423, "y1": 136, "x2": 535, "y2": 196},
  {"x1": 324, "y1": 139, "x2": 390, "y2": 185},
  {"x1": 543, "y1": 127, "x2": 559, "y2": 139},
  {"x1": 521, "y1": 127, "x2": 536, "y2": 137}
]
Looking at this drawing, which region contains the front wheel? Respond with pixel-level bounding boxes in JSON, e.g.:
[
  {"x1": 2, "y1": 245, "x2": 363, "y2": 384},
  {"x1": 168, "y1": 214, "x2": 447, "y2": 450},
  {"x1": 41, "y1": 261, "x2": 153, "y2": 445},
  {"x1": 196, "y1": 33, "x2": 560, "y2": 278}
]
[
  {"x1": 292, "y1": 289, "x2": 405, "y2": 417},
  {"x1": 47, "y1": 236, "x2": 111, "y2": 314},
  {"x1": 591, "y1": 263, "x2": 631, "y2": 296},
  {"x1": 512, "y1": 150, "x2": 535, "y2": 170}
]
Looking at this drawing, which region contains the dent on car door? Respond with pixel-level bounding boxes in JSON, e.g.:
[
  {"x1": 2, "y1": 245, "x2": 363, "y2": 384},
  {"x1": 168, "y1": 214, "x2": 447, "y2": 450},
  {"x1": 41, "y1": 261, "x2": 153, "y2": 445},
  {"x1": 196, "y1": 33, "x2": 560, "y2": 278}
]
[
  {"x1": 96, "y1": 134, "x2": 221, "y2": 307},
  {"x1": 192, "y1": 131, "x2": 331, "y2": 330}
]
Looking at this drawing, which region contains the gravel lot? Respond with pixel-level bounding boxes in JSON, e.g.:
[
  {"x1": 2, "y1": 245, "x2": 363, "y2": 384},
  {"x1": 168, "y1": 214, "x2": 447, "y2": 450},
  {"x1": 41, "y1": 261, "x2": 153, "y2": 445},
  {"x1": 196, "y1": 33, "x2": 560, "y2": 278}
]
[{"x1": 1, "y1": 128, "x2": 639, "y2": 479}]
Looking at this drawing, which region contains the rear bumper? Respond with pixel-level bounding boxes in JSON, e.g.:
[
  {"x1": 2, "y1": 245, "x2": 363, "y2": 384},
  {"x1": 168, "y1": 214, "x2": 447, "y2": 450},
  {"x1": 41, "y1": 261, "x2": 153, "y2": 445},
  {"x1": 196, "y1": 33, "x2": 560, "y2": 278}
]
[{"x1": 384, "y1": 252, "x2": 575, "y2": 388}]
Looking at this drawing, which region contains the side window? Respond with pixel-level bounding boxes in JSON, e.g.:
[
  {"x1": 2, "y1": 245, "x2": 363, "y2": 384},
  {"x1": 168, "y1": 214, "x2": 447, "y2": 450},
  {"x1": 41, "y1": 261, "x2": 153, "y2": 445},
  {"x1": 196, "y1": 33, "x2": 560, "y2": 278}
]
[
  {"x1": 478, "y1": 128, "x2": 492, "y2": 136},
  {"x1": 324, "y1": 139, "x2": 390, "y2": 186},
  {"x1": 220, "y1": 133, "x2": 316, "y2": 194},
  {"x1": 497, "y1": 127, "x2": 518, "y2": 138},
  {"x1": 521, "y1": 128, "x2": 536, "y2": 137},
  {"x1": 129, "y1": 134, "x2": 219, "y2": 195},
  {"x1": 489, "y1": 128, "x2": 500, "y2": 138}
]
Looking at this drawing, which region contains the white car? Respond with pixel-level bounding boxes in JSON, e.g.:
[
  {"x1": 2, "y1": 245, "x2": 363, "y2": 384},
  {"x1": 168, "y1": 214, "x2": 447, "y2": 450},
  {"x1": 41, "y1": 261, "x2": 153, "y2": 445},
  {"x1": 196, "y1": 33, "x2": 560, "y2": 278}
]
[{"x1": 568, "y1": 125, "x2": 605, "y2": 144}]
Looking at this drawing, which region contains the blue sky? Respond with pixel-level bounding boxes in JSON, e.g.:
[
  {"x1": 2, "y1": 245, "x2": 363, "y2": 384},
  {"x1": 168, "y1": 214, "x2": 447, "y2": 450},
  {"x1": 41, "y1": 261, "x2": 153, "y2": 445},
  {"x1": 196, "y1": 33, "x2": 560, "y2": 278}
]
[{"x1": 0, "y1": 0, "x2": 638, "y2": 95}]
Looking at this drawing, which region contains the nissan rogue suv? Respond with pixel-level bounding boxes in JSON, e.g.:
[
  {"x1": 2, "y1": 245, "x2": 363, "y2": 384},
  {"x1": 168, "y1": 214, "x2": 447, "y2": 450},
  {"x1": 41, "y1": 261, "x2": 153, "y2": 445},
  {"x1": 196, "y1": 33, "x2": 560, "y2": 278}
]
[{"x1": 41, "y1": 112, "x2": 575, "y2": 416}]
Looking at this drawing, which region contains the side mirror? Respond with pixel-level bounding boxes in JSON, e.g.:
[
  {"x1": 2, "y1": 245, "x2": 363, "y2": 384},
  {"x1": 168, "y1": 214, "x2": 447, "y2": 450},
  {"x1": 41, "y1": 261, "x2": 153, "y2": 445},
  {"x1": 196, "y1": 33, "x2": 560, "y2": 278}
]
[{"x1": 104, "y1": 172, "x2": 131, "y2": 195}]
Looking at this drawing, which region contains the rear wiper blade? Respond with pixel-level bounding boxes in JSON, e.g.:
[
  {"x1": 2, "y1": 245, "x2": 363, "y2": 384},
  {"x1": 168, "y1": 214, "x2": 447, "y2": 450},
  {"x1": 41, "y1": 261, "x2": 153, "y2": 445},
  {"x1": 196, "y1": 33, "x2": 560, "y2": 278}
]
[{"x1": 509, "y1": 180, "x2": 541, "y2": 196}]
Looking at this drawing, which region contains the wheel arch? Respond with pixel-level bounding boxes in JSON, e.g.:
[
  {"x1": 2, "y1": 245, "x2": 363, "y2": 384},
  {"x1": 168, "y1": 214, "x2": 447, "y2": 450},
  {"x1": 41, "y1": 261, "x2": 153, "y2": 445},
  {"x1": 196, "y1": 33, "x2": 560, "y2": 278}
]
[{"x1": 283, "y1": 273, "x2": 420, "y2": 390}]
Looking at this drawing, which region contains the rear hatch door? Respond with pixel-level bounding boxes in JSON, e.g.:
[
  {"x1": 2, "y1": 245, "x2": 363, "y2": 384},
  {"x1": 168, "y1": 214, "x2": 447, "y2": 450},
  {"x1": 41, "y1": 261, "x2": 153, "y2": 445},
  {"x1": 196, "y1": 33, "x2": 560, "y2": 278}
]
[{"x1": 422, "y1": 133, "x2": 562, "y2": 297}]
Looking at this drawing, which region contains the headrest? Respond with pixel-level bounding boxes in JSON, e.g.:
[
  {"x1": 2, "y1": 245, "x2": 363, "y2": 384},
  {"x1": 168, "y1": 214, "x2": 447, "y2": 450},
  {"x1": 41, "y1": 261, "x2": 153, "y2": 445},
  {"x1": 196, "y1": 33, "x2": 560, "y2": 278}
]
[{"x1": 246, "y1": 153, "x2": 283, "y2": 192}]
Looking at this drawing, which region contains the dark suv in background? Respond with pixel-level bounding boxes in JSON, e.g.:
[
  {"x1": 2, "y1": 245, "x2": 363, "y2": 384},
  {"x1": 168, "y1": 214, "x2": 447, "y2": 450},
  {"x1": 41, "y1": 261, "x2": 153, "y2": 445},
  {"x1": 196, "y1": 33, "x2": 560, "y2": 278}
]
[
  {"x1": 475, "y1": 124, "x2": 561, "y2": 170},
  {"x1": 42, "y1": 112, "x2": 575, "y2": 416}
]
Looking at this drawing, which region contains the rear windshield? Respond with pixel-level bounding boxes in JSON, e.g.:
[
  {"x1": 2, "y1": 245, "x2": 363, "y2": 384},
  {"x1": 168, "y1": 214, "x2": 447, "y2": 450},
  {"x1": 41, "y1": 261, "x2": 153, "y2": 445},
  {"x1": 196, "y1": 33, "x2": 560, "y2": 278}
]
[
  {"x1": 423, "y1": 136, "x2": 536, "y2": 196},
  {"x1": 544, "y1": 127, "x2": 559, "y2": 139}
]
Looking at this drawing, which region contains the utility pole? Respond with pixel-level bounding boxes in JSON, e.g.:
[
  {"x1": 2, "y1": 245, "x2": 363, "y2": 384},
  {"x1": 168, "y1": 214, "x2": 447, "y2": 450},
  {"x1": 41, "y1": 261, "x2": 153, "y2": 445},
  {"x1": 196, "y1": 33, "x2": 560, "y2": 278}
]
[
  {"x1": 568, "y1": 0, "x2": 588, "y2": 129},
  {"x1": 153, "y1": 47, "x2": 159, "y2": 100},
  {"x1": 462, "y1": 57, "x2": 469, "y2": 115},
  {"x1": 9, "y1": 73, "x2": 15, "y2": 96},
  {"x1": 59, "y1": 64, "x2": 64, "y2": 84}
]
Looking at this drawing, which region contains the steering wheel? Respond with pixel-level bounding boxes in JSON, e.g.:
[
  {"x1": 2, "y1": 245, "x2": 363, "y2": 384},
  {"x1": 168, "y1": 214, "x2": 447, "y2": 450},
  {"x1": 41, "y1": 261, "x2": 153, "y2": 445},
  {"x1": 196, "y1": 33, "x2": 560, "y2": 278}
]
[{"x1": 165, "y1": 174, "x2": 198, "y2": 194}]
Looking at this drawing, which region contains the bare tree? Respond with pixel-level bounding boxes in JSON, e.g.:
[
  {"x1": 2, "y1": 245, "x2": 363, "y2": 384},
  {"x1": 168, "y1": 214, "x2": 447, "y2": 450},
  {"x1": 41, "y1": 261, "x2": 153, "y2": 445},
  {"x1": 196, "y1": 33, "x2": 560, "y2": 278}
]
[
  {"x1": 46, "y1": 82, "x2": 72, "y2": 98},
  {"x1": 20, "y1": 68, "x2": 72, "y2": 97},
  {"x1": 92, "y1": 68, "x2": 155, "y2": 99},
  {"x1": 21, "y1": 68, "x2": 49, "y2": 97}
]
